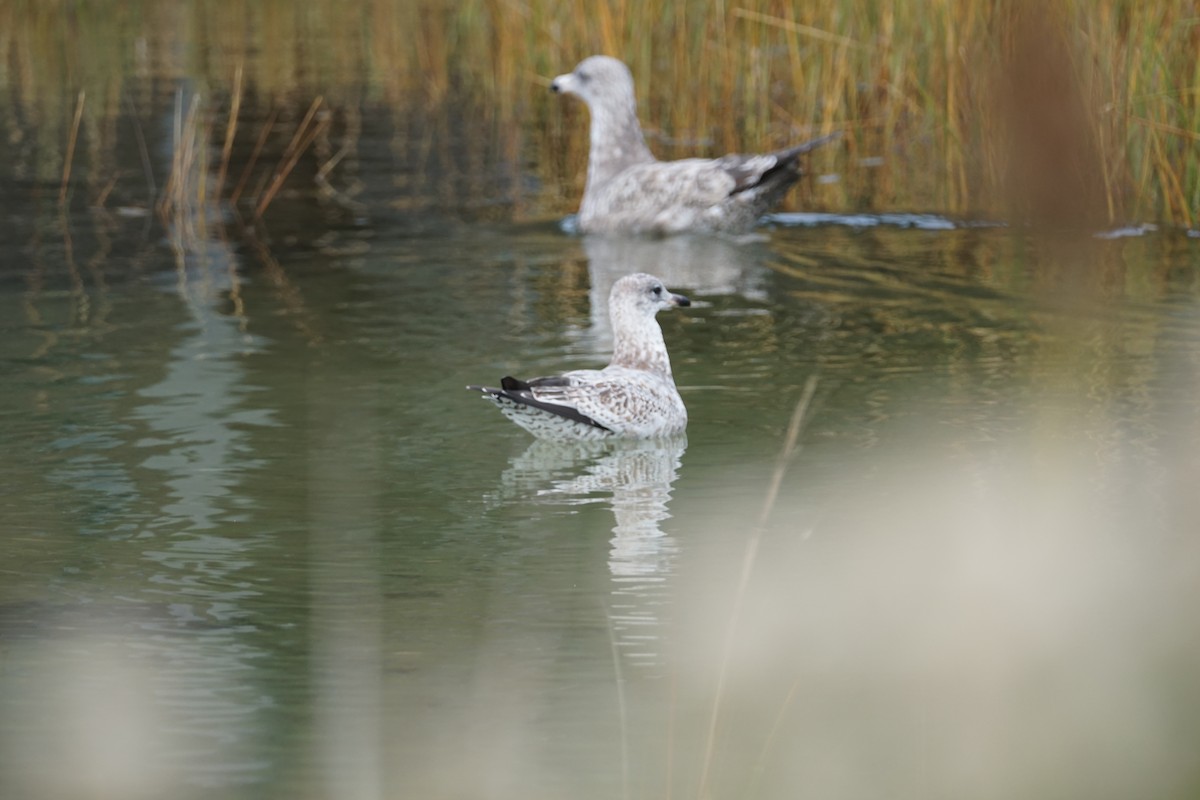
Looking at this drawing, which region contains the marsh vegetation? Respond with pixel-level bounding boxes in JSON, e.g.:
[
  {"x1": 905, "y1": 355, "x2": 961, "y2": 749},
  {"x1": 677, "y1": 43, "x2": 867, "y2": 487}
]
[{"x1": 3, "y1": 1, "x2": 1199, "y2": 231}]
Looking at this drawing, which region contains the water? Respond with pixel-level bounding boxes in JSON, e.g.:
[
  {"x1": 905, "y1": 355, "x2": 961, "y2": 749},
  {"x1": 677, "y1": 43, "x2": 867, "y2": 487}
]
[{"x1": 3, "y1": 70, "x2": 1200, "y2": 800}]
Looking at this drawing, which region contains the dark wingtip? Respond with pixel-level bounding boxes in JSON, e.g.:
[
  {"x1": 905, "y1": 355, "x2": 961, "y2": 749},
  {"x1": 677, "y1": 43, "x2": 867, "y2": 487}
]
[
  {"x1": 500, "y1": 376, "x2": 529, "y2": 391},
  {"x1": 778, "y1": 132, "x2": 841, "y2": 161},
  {"x1": 469, "y1": 377, "x2": 529, "y2": 393},
  {"x1": 485, "y1": 374, "x2": 613, "y2": 433}
]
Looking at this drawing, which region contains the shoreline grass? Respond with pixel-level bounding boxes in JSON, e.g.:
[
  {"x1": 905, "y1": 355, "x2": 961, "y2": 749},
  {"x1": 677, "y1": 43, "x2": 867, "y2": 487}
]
[{"x1": 0, "y1": 1, "x2": 1197, "y2": 227}]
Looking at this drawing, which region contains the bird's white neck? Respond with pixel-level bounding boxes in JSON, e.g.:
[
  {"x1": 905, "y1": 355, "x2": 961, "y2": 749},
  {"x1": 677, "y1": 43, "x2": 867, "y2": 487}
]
[
  {"x1": 585, "y1": 100, "x2": 655, "y2": 192},
  {"x1": 609, "y1": 309, "x2": 672, "y2": 378}
]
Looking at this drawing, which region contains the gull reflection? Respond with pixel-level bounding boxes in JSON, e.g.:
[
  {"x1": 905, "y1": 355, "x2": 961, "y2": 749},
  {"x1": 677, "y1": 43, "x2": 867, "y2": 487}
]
[
  {"x1": 579, "y1": 233, "x2": 769, "y2": 349},
  {"x1": 494, "y1": 436, "x2": 687, "y2": 665}
]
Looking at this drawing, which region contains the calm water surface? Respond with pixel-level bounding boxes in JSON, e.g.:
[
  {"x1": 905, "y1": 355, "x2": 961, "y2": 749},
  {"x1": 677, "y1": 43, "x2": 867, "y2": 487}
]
[{"x1": 3, "y1": 101, "x2": 1200, "y2": 800}]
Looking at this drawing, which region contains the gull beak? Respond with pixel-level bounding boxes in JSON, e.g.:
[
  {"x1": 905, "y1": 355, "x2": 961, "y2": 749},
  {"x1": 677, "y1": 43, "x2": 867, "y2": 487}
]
[
  {"x1": 671, "y1": 293, "x2": 691, "y2": 308},
  {"x1": 550, "y1": 73, "x2": 572, "y2": 94}
]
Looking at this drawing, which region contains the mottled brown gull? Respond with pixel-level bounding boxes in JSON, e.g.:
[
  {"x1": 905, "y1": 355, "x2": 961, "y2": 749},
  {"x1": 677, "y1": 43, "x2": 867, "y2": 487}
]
[
  {"x1": 468, "y1": 273, "x2": 690, "y2": 440},
  {"x1": 551, "y1": 55, "x2": 838, "y2": 235}
]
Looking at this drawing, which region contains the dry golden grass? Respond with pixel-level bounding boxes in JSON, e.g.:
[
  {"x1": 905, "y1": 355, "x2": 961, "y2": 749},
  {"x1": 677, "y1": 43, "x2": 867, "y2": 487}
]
[{"x1": 1, "y1": 0, "x2": 1197, "y2": 226}]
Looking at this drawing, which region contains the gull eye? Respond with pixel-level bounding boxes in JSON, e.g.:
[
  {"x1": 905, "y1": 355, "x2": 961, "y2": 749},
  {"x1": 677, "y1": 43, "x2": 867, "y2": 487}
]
[
  {"x1": 576, "y1": 69, "x2": 589, "y2": 82},
  {"x1": 652, "y1": 285, "x2": 663, "y2": 296}
]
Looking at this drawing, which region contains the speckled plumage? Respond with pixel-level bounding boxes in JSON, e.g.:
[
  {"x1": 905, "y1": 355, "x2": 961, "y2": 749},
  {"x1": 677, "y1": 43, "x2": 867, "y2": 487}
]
[
  {"x1": 551, "y1": 55, "x2": 837, "y2": 235},
  {"x1": 469, "y1": 273, "x2": 690, "y2": 441}
]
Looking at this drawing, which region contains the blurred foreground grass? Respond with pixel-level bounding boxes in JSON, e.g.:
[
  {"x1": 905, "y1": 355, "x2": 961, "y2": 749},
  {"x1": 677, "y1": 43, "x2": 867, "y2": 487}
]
[{"x1": 1, "y1": 0, "x2": 1198, "y2": 225}]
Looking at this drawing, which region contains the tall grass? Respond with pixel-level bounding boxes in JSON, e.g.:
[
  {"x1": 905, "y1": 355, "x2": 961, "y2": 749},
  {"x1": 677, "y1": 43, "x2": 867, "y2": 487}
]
[
  {"x1": 448, "y1": 0, "x2": 1200, "y2": 226},
  {"x1": 0, "y1": 0, "x2": 1197, "y2": 226}
]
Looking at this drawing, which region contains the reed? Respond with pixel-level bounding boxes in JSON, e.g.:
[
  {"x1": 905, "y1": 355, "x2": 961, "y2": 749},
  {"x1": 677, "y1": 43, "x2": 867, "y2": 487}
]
[
  {"x1": 58, "y1": 90, "x2": 85, "y2": 206},
  {"x1": 697, "y1": 374, "x2": 819, "y2": 799},
  {"x1": 452, "y1": 0, "x2": 1200, "y2": 225},
  {"x1": 253, "y1": 96, "x2": 328, "y2": 219},
  {"x1": 1, "y1": 0, "x2": 1197, "y2": 226},
  {"x1": 214, "y1": 63, "x2": 243, "y2": 201}
]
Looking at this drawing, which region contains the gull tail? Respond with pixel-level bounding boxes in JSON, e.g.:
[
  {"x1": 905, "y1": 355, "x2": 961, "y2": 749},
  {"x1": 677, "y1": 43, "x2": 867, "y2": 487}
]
[{"x1": 774, "y1": 131, "x2": 841, "y2": 163}]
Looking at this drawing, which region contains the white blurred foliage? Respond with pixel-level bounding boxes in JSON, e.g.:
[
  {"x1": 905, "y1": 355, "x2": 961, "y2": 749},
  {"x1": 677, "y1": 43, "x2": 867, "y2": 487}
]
[
  {"x1": 0, "y1": 634, "x2": 174, "y2": 800},
  {"x1": 675, "y1": 440, "x2": 1199, "y2": 799}
]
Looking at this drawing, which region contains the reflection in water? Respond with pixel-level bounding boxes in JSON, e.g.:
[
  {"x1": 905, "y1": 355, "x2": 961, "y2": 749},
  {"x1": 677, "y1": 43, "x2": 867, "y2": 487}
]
[
  {"x1": 578, "y1": 234, "x2": 768, "y2": 349},
  {"x1": 136, "y1": 257, "x2": 267, "y2": 529},
  {"x1": 132, "y1": 235, "x2": 275, "y2": 787},
  {"x1": 494, "y1": 437, "x2": 687, "y2": 666},
  {"x1": 308, "y1": 382, "x2": 385, "y2": 800},
  {"x1": 1, "y1": 224, "x2": 281, "y2": 795},
  {"x1": 3, "y1": 127, "x2": 1200, "y2": 797}
]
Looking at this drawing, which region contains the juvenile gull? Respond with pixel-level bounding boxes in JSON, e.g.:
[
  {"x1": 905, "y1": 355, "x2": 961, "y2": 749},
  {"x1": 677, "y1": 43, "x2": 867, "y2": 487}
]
[
  {"x1": 469, "y1": 273, "x2": 690, "y2": 440},
  {"x1": 551, "y1": 55, "x2": 838, "y2": 235}
]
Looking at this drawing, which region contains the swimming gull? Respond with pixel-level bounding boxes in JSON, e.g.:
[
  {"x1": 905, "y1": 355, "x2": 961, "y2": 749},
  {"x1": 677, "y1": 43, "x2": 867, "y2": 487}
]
[
  {"x1": 468, "y1": 273, "x2": 690, "y2": 440},
  {"x1": 551, "y1": 55, "x2": 838, "y2": 235}
]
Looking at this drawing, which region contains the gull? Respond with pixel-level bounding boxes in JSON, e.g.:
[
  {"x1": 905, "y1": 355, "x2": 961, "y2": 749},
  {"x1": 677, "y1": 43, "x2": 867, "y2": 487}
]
[
  {"x1": 469, "y1": 273, "x2": 690, "y2": 440},
  {"x1": 551, "y1": 55, "x2": 837, "y2": 235}
]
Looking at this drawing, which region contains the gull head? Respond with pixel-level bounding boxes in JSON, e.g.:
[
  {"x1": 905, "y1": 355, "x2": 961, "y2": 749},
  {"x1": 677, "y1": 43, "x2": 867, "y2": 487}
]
[
  {"x1": 611, "y1": 272, "x2": 691, "y2": 318},
  {"x1": 550, "y1": 55, "x2": 637, "y2": 112}
]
